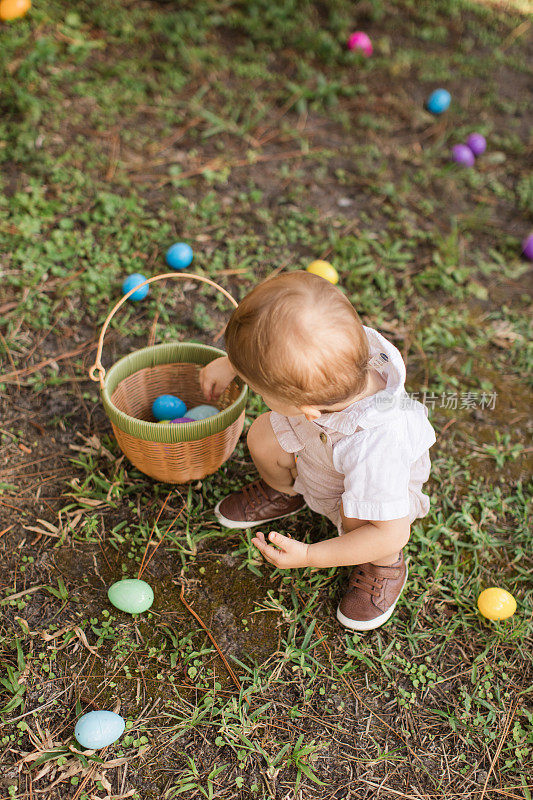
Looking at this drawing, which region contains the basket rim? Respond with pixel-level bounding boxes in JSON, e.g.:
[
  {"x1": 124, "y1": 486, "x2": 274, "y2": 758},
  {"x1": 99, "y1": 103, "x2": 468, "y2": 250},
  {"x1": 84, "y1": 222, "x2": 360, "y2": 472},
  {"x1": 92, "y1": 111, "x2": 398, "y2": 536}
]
[{"x1": 101, "y1": 341, "x2": 248, "y2": 443}]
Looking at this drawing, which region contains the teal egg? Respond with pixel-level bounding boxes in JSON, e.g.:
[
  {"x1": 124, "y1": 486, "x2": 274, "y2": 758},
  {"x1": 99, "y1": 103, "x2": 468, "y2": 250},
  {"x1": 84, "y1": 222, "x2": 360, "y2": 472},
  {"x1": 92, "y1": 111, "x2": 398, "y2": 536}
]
[
  {"x1": 75, "y1": 710, "x2": 125, "y2": 749},
  {"x1": 107, "y1": 579, "x2": 154, "y2": 614},
  {"x1": 152, "y1": 394, "x2": 187, "y2": 421},
  {"x1": 187, "y1": 404, "x2": 219, "y2": 421},
  {"x1": 122, "y1": 273, "x2": 149, "y2": 302},
  {"x1": 426, "y1": 88, "x2": 451, "y2": 114}
]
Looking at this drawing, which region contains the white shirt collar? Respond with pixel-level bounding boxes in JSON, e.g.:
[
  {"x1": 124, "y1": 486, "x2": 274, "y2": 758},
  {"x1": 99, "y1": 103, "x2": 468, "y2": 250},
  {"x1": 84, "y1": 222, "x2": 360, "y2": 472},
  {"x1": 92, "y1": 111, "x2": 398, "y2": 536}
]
[{"x1": 314, "y1": 326, "x2": 407, "y2": 434}]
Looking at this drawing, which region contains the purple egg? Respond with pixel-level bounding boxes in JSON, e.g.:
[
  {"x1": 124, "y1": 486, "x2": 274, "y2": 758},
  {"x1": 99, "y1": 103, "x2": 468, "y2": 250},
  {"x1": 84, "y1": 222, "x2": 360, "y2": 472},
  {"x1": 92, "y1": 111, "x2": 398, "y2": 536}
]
[
  {"x1": 451, "y1": 144, "x2": 475, "y2": 167},
  {"x1": 170, "y1": 417, "x2": 195, "y2": 424},
  {"x1": 522, "y1": 234, "x2": 533, "y2": 261},
  {"x1": 466, "y1": 133, "x2": 486, "y2": 156}
]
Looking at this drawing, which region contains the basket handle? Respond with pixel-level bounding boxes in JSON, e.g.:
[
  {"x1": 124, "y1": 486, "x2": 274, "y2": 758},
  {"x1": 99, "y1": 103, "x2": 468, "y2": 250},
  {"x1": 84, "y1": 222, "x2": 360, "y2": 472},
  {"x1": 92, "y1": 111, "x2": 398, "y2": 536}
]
[{"x1": 88, "y1": 272, "x2": 239, "y2": 388}]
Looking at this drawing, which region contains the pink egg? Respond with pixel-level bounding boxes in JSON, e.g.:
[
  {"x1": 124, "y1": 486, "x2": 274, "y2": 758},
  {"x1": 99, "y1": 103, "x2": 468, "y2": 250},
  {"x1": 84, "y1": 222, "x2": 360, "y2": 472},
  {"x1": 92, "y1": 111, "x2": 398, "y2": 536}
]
[
  {"x1": 347, "y1": 31, "x2": 372, "y2": 57},
  {"x1": 170, "y1": 417, "x2": 195, "y2": 424}
]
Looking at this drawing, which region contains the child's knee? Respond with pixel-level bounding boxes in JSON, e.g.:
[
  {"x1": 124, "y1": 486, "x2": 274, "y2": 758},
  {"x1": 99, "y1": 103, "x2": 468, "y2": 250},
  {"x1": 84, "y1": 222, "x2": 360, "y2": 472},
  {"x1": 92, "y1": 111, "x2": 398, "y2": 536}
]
[
  {"x1": 247, "y1": 413, "x2": 291, "y2": 466},
  {"x1": 247, "y1": 413, "x2": 276, "y2": 455}
]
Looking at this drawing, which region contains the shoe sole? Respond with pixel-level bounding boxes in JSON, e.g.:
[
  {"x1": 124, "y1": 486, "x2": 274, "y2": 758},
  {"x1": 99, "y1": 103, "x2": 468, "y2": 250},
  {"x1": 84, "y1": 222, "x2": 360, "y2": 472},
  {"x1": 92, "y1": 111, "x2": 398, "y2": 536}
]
[
  {"x1": 336, "y1": 563, "x2": 409, "y2": 632},
  {"x1": 214, "y1": 498, "x2": 305, "y2": 529}
]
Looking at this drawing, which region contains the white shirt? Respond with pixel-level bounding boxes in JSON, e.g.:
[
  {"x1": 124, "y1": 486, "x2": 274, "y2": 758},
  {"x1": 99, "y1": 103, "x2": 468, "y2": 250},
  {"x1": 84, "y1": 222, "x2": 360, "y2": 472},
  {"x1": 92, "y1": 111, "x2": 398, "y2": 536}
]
[{"x1": 270, "y1": 326, "x2": 436, "y2": 528}]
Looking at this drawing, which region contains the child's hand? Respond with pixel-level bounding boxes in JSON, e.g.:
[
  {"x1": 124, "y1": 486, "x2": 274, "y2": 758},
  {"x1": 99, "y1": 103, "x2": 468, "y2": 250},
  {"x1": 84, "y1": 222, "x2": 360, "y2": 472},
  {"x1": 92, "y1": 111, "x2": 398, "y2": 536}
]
[
  {"x1": 199, "y1": 356, "x2": 238, "y2": 403},
  {"x1": 252, "y1": 531, "x2": 310, "y2": 569}
]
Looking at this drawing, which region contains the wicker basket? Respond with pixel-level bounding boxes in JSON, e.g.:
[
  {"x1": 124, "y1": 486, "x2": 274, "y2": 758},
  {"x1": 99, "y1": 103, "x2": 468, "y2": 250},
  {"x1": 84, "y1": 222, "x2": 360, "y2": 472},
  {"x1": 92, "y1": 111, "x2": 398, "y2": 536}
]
[{"x1": 89, "y1": 273, "x2": 247, "y2": 483}]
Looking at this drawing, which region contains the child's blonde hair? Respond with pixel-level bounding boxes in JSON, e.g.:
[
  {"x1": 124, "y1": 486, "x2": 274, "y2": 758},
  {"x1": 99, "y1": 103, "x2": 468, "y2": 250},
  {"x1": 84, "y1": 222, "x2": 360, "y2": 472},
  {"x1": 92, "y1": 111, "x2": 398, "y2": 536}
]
[{"x1": 225, "y1": 271, "x2": 369, "y2": 407}]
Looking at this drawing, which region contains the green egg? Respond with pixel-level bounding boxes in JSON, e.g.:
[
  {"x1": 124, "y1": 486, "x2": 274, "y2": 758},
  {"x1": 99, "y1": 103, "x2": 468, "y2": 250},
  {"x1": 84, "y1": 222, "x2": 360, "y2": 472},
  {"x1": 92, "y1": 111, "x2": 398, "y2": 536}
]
[{"x1": 107, "y1": 579, "x2": 154, "y2": 614}]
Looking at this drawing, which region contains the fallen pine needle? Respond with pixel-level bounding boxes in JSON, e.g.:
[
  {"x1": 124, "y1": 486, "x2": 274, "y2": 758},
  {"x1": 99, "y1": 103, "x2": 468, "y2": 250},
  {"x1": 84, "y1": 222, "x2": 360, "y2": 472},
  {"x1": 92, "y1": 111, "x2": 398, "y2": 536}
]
[
  {"x1": 0, "y1": 586, "x2": 45, "y2": 606},
  {"x1": 179, "y1": 582, "x2": 241, "y2": 691},
  {"x1": 137, "y1": 494, "x2": 185, "y2": 579}
]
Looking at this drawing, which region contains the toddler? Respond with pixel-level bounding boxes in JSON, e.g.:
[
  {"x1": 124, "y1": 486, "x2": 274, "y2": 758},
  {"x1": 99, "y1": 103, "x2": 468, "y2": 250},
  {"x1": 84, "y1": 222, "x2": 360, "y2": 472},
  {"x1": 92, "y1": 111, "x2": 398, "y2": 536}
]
[{"x1": 200, "y1": 271, "x2": 436, "y2": 630}]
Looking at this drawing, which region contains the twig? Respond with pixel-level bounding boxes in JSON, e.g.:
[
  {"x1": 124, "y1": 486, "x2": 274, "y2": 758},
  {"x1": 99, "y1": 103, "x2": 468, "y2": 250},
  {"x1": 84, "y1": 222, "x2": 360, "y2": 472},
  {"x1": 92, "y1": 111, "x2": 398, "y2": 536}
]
[
  {"x1": 1, "y1": 340, "x2": 97, "y2": 383},
  {"x1": 319, "y1": 218, "x2": 362, "y2": 263},
  {"x1": 0, "y1": 455, "x2": 66, "y2": 477},
  {"x1": 105, "y1": 129, "x2": 121, "y2": 181},
  {"x1": 145, "y1": 146, "x2": 324, "y2": 188},
  {"x1": 358, "y1": 781, "x2": 531, "y2": 799},
  {"x1": 414, "y1": 338, "x2": 430, "y2": 391},
  {"x1": 0, "y1": 585, "x2": 45, "y2": 606},
  {"x1": 179, "y1": 582, "x2": 241, "y2": 690},
  {"x1": 134, "y1": 115, "x2": 203, "y2": 159},
  {"x1": 137, "y1": 492, "x2": 174, "y2": 578},
  {"x1": 479, "y1": 701, "x2": 518, "y2": 800},
  {"x1": 71, "y1": 761, "x2": 100, "y2": 800},
  {"x1": 294, "y1": 588, "x2": 434, "y2": 781},
  {"x1": 147, "y1": 310, "x2": 160, "y2": 348},
  {"x1": 138, "y1": 503, "x2": 186, "y2": 578},
  {"x1": 253, "y1": 91, "x2": 303, "y2": 145},
  {"x1": 0, "y1": 500, "x2": 26, "y2": 512},
  {"x1": 439, "y1": 417, "x2": 456, "y2": 437},
  {"x1": 0, "y1": 331, "x2": 20, "y2": 389},
  {"x1": 501, "y1": 19, "x2": 531, "y2": 51}
]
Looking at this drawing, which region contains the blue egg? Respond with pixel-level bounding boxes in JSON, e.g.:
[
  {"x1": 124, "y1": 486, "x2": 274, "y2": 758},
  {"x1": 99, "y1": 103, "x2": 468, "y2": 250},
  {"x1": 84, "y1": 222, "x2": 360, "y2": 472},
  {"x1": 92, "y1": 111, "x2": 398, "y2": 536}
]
[
  {"x1": 75, "y1": 711, "x2": 125, "y2": 750},
  {"x1": 152, "y1": 394, "x2": 187, "y2": 421},
  {"x1": 187, "y1": 404, "x2": 219, "y2": 421},
  {"x1": 166, "y1": 242, "x2": 193, "y2": 270},
  {"x1": 426, "y1": 89, "x2": 451, "y2": 114},
  {"x1": 122, "y1": 273, "x2": 149, "y2": 301}
]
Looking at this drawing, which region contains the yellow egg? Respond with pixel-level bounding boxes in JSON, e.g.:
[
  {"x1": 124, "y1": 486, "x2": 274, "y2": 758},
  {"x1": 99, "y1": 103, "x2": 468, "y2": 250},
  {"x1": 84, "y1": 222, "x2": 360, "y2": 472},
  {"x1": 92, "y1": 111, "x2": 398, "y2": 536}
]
[
  {"x1": 477, "y1": 588, "x2": 517, "y2": 621},
  {"x1": 307, "y1": 260, "x2": 339, "y2": 284},
  {"x1": 0, "y1": 0, "x2": 31, "y2": 21},
  {"x1": 157, "y1": 420, "x2": 170, "y2": 424}
]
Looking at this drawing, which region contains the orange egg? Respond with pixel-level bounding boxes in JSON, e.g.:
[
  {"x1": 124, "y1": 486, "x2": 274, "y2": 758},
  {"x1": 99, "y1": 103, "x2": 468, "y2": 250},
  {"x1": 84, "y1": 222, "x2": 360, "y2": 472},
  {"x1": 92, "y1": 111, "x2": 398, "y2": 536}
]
[
  {"x1": 477, "y1": 588, "x2": 517, "y2": 621},
  {"x1": 0, "y1": 0, "x2": 31, "y2": 20}
]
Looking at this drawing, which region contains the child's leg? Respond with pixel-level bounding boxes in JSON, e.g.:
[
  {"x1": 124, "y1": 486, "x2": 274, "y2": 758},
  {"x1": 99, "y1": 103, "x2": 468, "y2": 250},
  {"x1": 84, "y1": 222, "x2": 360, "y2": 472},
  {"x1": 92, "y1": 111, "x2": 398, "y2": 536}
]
[
  {"x1": 340, "y1": 505, "x2": 401, "y2": 566},
  {"x1": 247, "y1": 413, "x2": 298, "y2": 496},
  {"x1": 337, "y1": 503, "x2": 406, "y2": 631},
  {"x1": 214, "y1": 412, "x2": 304, "y2": 528}
]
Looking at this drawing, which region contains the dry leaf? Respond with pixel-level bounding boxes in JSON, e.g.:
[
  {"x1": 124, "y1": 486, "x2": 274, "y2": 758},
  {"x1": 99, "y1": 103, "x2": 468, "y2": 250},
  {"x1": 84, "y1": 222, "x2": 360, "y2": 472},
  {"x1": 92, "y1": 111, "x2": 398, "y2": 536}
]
[
  {"x1": 490, "y1": 320, "x2": 524, "y2": 349},
  {"x1": 36, "y1": 519, "x2": 60, "y2": 534},
  {"x1": 23, "y1": 526, "x2": 60, "y2": 539}
]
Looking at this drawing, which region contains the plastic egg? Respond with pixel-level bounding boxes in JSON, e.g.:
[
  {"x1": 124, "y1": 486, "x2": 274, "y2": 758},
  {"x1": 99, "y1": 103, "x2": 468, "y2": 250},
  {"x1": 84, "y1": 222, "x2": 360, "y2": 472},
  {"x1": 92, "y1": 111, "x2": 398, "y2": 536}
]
[
  {"x1": 170, "y1": 416, "x2": 195, "y2": 424},
  {"x1": 451, "y1": 144, "x2": 475, "y2": 167},
  {"x1": 347, "y1": 31, "x2": 372, "y2": 57},
  {"x1": 108, "y1": 579, "x2": 154, "y2": 614},
  {"x1": 466, "y1": 133, "x2": 486, "y2": 156},
  {"x1": 522, "y1": 234, "x2": 533, "y2": 260},
  {"x1": 187, "y1": 404, "x2": 219, "y2": 421},
  {"x1": 477, "y1": 588, "x2": 517, "y2": 621},
  {"x1": 0, "y1": 0, "x2": 31, "y2": 20},
  {"x1": 307, "y1": 260, "x2": 339, "y2": 284},
  {"x1": 166, "y1": 242, "x2": 193, "y2": 270},
  {"x1": 122, "y1": 273, "x2": 149, "y2": 301},
  {"x1": 427, "y1": 89, "x2": 451, "y2": 114},
  {"x1": 152, "y1": 394, "x2": 187, "y2": 421},
  {"x1": 75, "y1": 710, "x2": 125, "y2": 750}
]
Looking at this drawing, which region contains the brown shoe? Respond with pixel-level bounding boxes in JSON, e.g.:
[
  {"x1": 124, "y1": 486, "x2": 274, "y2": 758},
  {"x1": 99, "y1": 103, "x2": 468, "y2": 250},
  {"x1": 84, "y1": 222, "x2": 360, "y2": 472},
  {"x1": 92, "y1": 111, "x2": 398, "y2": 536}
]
[
  {"x1": 336, "y1": 552, "x2": 408, "y2": 631},
  {"x1": 214, "y1": 478, "x2": 305, "y2": 529}
]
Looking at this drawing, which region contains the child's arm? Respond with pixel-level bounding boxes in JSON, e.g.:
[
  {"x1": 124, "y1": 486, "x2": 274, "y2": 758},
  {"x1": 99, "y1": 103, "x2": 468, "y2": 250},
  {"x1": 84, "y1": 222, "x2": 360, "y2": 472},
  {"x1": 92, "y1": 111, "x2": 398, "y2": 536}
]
[
  {"x1": 252, "y1": 517, "x2": 410, "y2": 570},
  {"x1": 199, "y1": 356, "x2": 238, "y2": 402}
]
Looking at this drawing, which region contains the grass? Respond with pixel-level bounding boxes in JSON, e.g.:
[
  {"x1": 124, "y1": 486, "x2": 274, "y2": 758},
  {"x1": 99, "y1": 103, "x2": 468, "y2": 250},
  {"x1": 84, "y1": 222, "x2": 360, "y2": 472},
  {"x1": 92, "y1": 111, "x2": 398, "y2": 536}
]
[{"x1": 0, "y1": 0, "x2": 532, "y2": 798}]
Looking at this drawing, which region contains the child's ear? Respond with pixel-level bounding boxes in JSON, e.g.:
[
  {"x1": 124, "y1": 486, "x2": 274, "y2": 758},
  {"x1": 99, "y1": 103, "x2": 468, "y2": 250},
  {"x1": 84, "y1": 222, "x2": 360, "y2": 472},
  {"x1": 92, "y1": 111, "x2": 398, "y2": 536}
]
[{"x1": 301, "y1": 405, "x2": 322, "y2": 421}]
